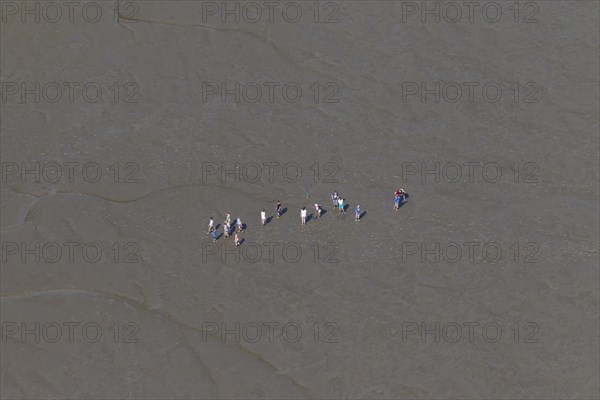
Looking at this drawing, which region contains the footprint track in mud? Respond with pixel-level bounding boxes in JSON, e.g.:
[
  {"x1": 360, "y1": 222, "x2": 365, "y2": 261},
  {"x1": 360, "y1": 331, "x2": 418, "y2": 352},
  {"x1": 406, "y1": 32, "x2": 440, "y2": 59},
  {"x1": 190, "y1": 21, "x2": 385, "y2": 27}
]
[
  {"x1": 1, "y1": 182, "x2": 273, "y2": 233},
  {"x1": 1, "y1": 288, "x2": 311, "y2": 396}
]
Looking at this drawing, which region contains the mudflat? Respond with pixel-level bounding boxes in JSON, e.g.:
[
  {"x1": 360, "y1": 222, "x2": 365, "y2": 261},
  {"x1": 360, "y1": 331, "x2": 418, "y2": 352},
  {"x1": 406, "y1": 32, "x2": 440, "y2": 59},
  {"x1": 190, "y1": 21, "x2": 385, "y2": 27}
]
[{"x1": 1, "y1": 1, "x2": 599, "y2": 398}]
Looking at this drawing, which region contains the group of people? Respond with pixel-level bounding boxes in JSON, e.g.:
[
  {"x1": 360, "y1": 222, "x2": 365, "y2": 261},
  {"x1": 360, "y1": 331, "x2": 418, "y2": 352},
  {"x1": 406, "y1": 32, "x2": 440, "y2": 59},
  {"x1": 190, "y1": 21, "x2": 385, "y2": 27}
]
[
  {"x1": 207, "y1": 189, "x2": 408, "y2": 245},
  {"x1": 261, "y1": 200, "x2": 283, "y2": 226},
  {"x1": 207, "y1": 213, "x2": 243, "y2": 246},
  {"x1": 394, "y1": 188, "x2": 408, "y2": 210},
  {"x1": 327, "y1": 191, "x2": 362, "y2": 221}
]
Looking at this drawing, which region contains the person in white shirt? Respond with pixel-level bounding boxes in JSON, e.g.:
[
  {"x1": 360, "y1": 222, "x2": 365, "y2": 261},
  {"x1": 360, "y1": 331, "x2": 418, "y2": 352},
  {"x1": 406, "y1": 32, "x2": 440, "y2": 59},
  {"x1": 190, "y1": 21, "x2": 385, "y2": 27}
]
[
  {"x1": 261, "y1": 209, "x2": 266, "y2": 226},
  {"x1": 207, "y1": 217, "x2": 214, "y2": 234},
  {"x1": 301, "y1": 207, "x2": 307, "y2": 225},
  {"x1": 224, "y1": 222, "x2": 230, "y2": 238}
]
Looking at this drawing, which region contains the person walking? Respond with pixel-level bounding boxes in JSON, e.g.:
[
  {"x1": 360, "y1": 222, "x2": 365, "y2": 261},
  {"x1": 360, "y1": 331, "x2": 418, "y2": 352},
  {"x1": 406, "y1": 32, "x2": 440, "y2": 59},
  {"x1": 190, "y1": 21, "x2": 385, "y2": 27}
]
[
  {"x1": 331, "y1": 191, "x2": 338, "y2": 207},
  {"x1": 212, "y1": 226, "x2": 218, "y2": 242},
  {"x1": 314, "y1": 203, "x2": 322, "y2": 218},
  {"x1": 236, "y1": 217, "x2": 243, "y2": 233},
  {"x1": 234, "y1": 232, "x2": 240, "y2": 247},
  {"x1": 261, "y1": 209, "x2": 267, "y2": 226},
  {"x1": 276, "y1": 201, "x2": 282, "y2": 218},
  {"x1": 301, "y1": 207, "x2": 307, "y2": 225},
  {"x1": 224, "y1": 222, "x2": 230, "y2": 238},
  {"x1": 355, "y1": 204, "x2": 361, "y2": 222},
  {"x1": 338, "y1": 197, "x2": 344, "y2": 214},
  {"x1": 399, "y1": 188, "x2": 408, "y2": 202},
  {"x1": 207, "y1": 217, "x2": 214, "y2": 234}
]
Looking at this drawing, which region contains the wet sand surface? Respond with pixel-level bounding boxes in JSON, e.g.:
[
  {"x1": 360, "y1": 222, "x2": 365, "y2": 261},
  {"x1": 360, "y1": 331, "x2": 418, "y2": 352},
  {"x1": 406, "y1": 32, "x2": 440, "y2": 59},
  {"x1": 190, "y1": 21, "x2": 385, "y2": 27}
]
[{"x1": 1, "y1": 1, "x2": 599, "y2": 398}]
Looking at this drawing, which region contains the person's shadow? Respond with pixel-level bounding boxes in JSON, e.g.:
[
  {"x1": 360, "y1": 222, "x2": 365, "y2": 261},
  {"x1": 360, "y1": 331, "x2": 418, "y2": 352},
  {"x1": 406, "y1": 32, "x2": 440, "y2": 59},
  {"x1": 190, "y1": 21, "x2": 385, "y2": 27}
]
[
  {"x1": 280, "y1": 207, "x2": 288, "y2": 217},
  {"x1": 399, "y1": 196, "x2": 409, "y2": 208},
  {"x1": 265, "y1": 216, "x2": 273, "y2": 225},
  {"x1": 215, "y1": 223, "x2": 221, "y2": 231},
  {"x1": 320, "y1": 208, "x2": 327, "y2": 218},
  {"x1": 359, "y1": 211, "x2": 367, "y2": 220},
  {"x1": 216, "y1": 233, "x2": 223, "y2": 240},
  {"x1": 239, "y1": 238, "x2": 246, "y2": 246},
  {"x1": 241, "y1": 223, "x2": 247, "y2": 231},
  {"x1": 343, "y1": 204, "x2": 349, "y2": 213},
  {"x1": 399, "y1": 193, "x2": 409, "y2": 207},
  {"x1": 306, "y1": 213, "x2": 313, "y2": 223}
]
